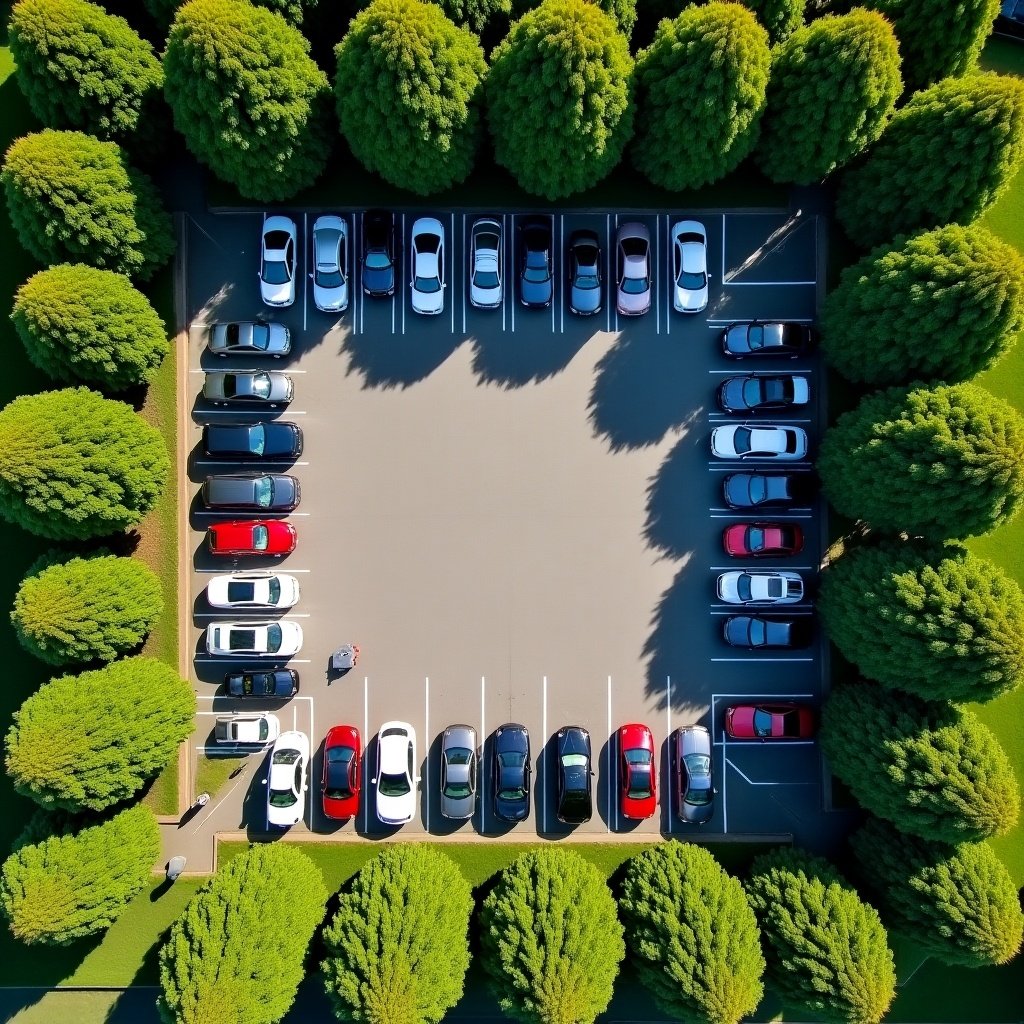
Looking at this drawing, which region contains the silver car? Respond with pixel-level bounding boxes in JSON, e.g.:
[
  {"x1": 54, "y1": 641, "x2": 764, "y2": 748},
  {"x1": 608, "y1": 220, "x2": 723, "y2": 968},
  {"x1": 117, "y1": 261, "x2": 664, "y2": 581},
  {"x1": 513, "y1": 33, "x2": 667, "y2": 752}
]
[
  {"x1": 203, "y1": 371, "x2": 293, "y2": 406},
  {"x1": 440, "y1": 724, "x2": 477, "y2": 820},
  {"x1": 616, "y1": 221, "x2": 651, "y2": 316},
  {"x1": 310, "y1": 214, "x2": 349, "y2": 313},
  {"x1": 675, "y1": 725, "x2": 714, "y2": 824},
  {"x1": 470, "y1": 218, "x2": 502, "y2": 309},
  {"x1": 207, "y1": 321, "x2": 291, "y2": 357}
]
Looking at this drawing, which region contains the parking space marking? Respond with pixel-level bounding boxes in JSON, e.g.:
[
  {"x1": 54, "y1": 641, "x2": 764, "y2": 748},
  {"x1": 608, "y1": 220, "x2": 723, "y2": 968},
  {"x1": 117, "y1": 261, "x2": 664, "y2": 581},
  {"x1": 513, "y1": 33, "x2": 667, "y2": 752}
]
[
  {"x1": 605, "y1": 215, "x2": 612, "y2": 334},
  {"x1": 710, "y1": 565, "x2": 814, "y2": 571},
  {"x1": 480, "y1": 676, "x2": 486, "y2": 835},
  {"x1": 664, "y1": 216, "x2": 671, "y2": 336},
  {"x1": 707, "y1": 461, "x2": 812, "y2": 469},
  {"x1": 613, "y1": 213, "x2": 619, "y2": 333},
  {"x1": 424, "y1": 676, "x2": 430, "y2": 824},
  {"x1": 705, "y1": 319, "x2": 815, "y2": 325},
  {"x1": 302, "y1": 213, "x2": 308, "y2": 332},
  {"x1": 194, "y1": 567, "x2": 312, "y2": 573},
  {"x1": 721, "y1": 213, "x2": 726, "y2": 283},
  {"x1": 711, "y1": 657, "x2": 814, "y2": 663},
  {"x1": 451, "y1": 211, "x2": 456, "y2": 335},
  {"x1": 559, "y1": 215, "x2": 564, "y2": 334},
  {"x1": 502, "y1": 213, "x2": 509, "y2": 332},
  {"x1": 510, "y1": 214, "x2": 516, "y2": 334},
  {"x1": 196, "y1": 409, "x2": 308, "y2": 416},
  {"x1": 607, "y1": 675, "x2": 612, "y2": 833},
  {"x1": 725, "y1": 759, "x2": 817, "y2": 785},
  {"x1": 709, "y1": 609, "x2": 813, "y2": 617},
  {"x1": 363, "y1": 676, "x2": 369, "y2": 834},
  {"x1": 401, "y1": 213, "x2": 406, "y2": 336},
  {"x1": 542, "y1": 675, "x2": 547, "y2": 828},
  {"x1": 194, "y1": 461, "x2": 311, "y2": 468},
  {"x1": 462, "y1": 214, "x2": 467, "y2": 336},
  {"x1": 655, "y1": 215, "x2": 661, "y2": 336},
  {"x1": 552, "y1": 214, "x2": 558, "y2": 334},
  {"x1": 192, "y1": 658, "x2": 311, "y2": 664},
  {"x1": 193, "y1": 612, "x2": 311, "y2": 618}
]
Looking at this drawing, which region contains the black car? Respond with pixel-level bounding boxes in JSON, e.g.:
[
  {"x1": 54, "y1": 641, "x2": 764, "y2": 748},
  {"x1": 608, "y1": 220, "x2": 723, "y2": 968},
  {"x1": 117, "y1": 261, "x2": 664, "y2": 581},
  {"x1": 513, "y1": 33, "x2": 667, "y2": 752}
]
[
  {"x1": 361, "y1": 210, "x2": 396, "y2": 297},
  {"x1": 225, "y1": 668, "x2": 299, "y2": 698},
  {"x1": 519, "y1": 217, "x2": 553, "y2": 308},
  {"x1": 717, "y1": 374, "x2": 809, "y2": 414},
  {"x1": 201, "y1": 473, "x2": 300, "y2": 512},
  {"x1": 722, "y1": 472, "x2": 812, "y2": 509},
  {"x1": 721, "y1": 321, "x2": 815, "y2": 358},
  {"x1": 203, "y1": 421, "x2": 303, "y2": 461},
  {"x1": 997, "y1": 0, "x2": 1024, "y2": 38},
  {"x1": 555, "y1": 725, "x2": 593, "y2": 824},
  {"x1": 723, "y1": 615, "x2": 811, "y2": 649},
  {"x1": 493, "y1": 723, "x2": 531, "y2": 822},
  {"x1": 568, "y1": 229, "x2": 602, "y2": 316}
]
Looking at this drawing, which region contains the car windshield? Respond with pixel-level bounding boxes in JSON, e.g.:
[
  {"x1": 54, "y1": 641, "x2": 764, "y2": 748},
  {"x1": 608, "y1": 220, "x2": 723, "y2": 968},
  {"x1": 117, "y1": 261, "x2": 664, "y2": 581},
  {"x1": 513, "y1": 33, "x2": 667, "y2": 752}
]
[
  {"x1": 749, "y1": 619, "x2": 766, "y2": 645},
  {"x1": 677, "y1": 269, "x2": 706, "y2": 289},
  {"x1": 621, "y1": 274, "x2": 649, "y2": 295},
  {"x1": 251, "y1": 374, "x2": 271, "y2": 399},
  {"x1": 263, "y1": 245, "x2": 292, "y2": 285},
  {"x1": 498, "y1": 751, "x2": 526, "y2": 769},
  {"x1": 415, "y1": 273, "x2": 441, "y2": 293},
  {"x1": 267, "y1": 578, "x2": 281, "y2": 603},
  {"x1": 733, "y1": 427, "x2": 752, "y2": 454},
  {"x1": 446, "y1": 747, "x2": 472, "y2": 765},
  {"x1": 269, "y1": 786, "x2": 297, "y2": 808},
  {"x1": 365, "y1": 250, "x2": 391, "y2": 270},
  {"x1": 499, "y1": 786, "x2": 527, "y2": 801},
  {"x1": 266, "y1": 623, "x2": 282, "y2": 651},
  {"x1": 747, "y1": 527, "x2": 765, "y2": 551},
  {"x1": 747, "y1": 325, "x2": 764, "y2": 350},
  {"x1": 561, "y1": 753, "x2": 588, "y2": 768},
  {"x1": 574, "y1": 272, "x2": 599, "y2": 289},
  {"x1": 741, "y1": 379, "x2": 764, "y2": 406},
  {"x1": 737, "y1": 575, "x2": 753, "y2": 602},
  {"x1": 317, "y1": 266, "x2": 345, "y2": 287},
  {"x1": 325, "y1": 748, "x2": 356, "y2": 799},
  {"x1": 684, "y1": 753, "x2": 711, "y2": 778},
  {"x1": 249, "y1": 324, "x2": 270, "y2": 350},
  {"x1": 474, "y1": 269, "x2": 499, "y2": 288},
  {"x1": 444, "y1": 781, "x2": 472, "y2": 799},
  {"x1": 752, "y1": 709, "x2": 775, "y2": 737},
  {"x1": 748, "y1": 476, "x2": 766, "y2": 503},
  {"x1": 245, "y1": 425, "x2": 265, "y2": 455},
  {"x1": 379, "y1": 772, "x2": 410, "y2": 797},
  {"x1": 251, "y1": 477, "x2": 272, "y2": 506},
  {"x1": 628, "y1": 775, "x2": 652, "y2": 800},
  {"x1": 252, "y1": 525, "x2": 269, "y2": 550}
]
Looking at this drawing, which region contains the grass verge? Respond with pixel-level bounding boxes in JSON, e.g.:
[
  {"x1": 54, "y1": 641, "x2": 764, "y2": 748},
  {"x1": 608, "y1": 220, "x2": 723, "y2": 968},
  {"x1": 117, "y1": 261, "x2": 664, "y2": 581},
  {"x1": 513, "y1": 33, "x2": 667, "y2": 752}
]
[
  {"x1": 194, "y1": 755, "x2": 243, "y2": 801},
  {"x1": 142, "y1": 759, "x2": 179, "y2": 817}
]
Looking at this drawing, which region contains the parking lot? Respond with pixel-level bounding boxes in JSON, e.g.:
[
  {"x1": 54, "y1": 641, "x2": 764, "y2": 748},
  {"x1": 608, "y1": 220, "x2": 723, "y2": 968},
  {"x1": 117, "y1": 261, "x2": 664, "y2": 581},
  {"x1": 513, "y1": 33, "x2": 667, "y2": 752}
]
[{"x1": 183, "y1": 205, "x2": 831, "y2": 843}]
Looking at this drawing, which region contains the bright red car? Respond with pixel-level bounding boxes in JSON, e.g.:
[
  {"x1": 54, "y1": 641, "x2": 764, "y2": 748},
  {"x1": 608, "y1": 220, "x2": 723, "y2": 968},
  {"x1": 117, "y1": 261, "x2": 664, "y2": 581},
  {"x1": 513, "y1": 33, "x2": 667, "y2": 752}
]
[
  {"x1": 322, "y1": 725, "x2": 361, "y2": 819},
  {"x1": 724, "y1": 702, "x2": 816, "y2": 740},
  {"x1": 619, "y1": 723, "x2": 657, "y2": 819},
  {"x1": 723, "y1": 522, "x2": 803, "y2": 557},
  {"x1": 206, "y1": 519, "x2": 296, "y2": 557}
]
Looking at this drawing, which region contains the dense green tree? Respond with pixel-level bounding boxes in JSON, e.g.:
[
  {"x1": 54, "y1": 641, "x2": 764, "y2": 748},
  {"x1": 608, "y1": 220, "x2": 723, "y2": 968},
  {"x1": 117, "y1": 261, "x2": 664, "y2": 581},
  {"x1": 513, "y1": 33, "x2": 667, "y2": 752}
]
[
  {"x1": 145, "y1": 0, "x2": 317, "y2": 27},
  {"x1": 850, "y1": 817, "x2": 1024, "y2": 967},
  {"x1": 818, "y1": 382, "x2": 1024, "y2": 539},
  {"x1": 434, "y1": 0, "x2": 512, "y2": 32},
  {"x1": 689, "y1": 0, "x2": 805, "y2": 44},
  {"x1": 5, "y1": 656, "x2": 195, "y2": 812},
  {"x1": 481, "y1": 848, "x2": 625, "y2": 1024},
  {"x1": 632, "y1": 3, "x2": 770, "y2": 190},
  {"x1": 487, "y1": 0, "x2": 633, "y2": 200},
  {"x1": 159, "y1": 845, "x2": 327, "y2": 1024},
  {"x1": 334, "y1": 0, "x2": 486, "y2": 196},
  {"x1": 0, "y1": 387, "x2": 169, "y2": 541},
  {"x1": 745, "y1": 849, "x2": 896, "y2": 1024},
  {"x1": 821, "y1": 225, "x2": 1024, "y2": 386},
  {"x1": 2, "y1": 130, "x2": 174, "y2": 280},
  {"x1": 619, "y1": 842, "x2": 765, "y2": 1024},
  {"x1": 821, "y1": 680, "x2": 1020, "y2": 843},
  {"x1": 0, "y1": 804, "x2": 159, "y2": 945},
  {"x1": 837, "y1": 74, "x2": 1024, "y2": 246},
  {"x1": 163, "y1": 0, "x2": 332, "y2": 201},
  {"x1": 322, "y1": 845, "x2": 473, "y2": 1024},
  {"x1": 754, "y1": 9, "x2": 901, "y2": 184},
  {"x1": 12, "y1": 264, "x2": 170, "y2": 389}
]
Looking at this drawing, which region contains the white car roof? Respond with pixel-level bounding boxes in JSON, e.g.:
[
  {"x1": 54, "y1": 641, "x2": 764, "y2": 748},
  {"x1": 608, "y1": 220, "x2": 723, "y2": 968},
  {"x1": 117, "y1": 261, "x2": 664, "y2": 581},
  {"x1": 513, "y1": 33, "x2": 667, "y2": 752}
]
[{"x1": 379, "y1": 721, "x2": 413, "y2": 774}]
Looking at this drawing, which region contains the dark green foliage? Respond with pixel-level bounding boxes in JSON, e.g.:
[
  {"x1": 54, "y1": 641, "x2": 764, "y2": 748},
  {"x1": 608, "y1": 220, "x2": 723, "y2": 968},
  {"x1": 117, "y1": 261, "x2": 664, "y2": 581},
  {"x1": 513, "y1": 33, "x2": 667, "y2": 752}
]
[
  {"x1": 487, "y1": 0, "x2": 633, "y2": 200},
  {"x1": 12, "y1": 264, "x2": 170, "y2": 389},
  {"x1": 738, "y1": 0, "x2": 804, "y2": 42},
  {"x1": 821, "y1": 225, "x2": 1024, "y2": 385},
  {"x1": 145, "y1": 0, "x2": 317, "y2": 27},
  {"x1": 818, "y1": 382, "x2": 1024, "y2": 539},
  {"x1": 481, "y1": 847, "x2": 625, "y2": 1024},
  {"x1": 0, "y1": 387, "x2": 169, "y2": 541},
  {"x1": 837, "y1": 74, "x2": 1024, "y2": 246},
  {"x1": 0, "y1": 804, "x2": 159, "y2": 945},
  {"x1": 5, "y1": 656, "x2": 195, "y2": 812},
  {"x1": 745, "y1": 848, "x2": 896, "y2": 1024},
  {"x1": 163, "y1": 0, "x2": 332, "y2": 202},
  {"x1": 820, "y1": 540, "x2": 1024, "y2": 703},
  {"x1": 334, "y1": 0, "x2": 487, "y2": 196},
  {"x1": 755, "y1": 9, "x2": 901, "y2": 184},
  {"x1": 2, "y1": 129, "x2": 174, "y2": 280},
  {"x1": 159, "y1": 845, "x2": 327, "y2": 1024},
  {"x1": 850, "y1": 817, "x2": 1024, "y2": 967},
  {"x1": 619, "y1": 842, "x2": 765, "y2": 1024},
  {"x1": 632, "y1": 3, "x2": 770, "y2": 190},
  {"x1": 821, "y1": 680, "x2": 1021, "y2": 843},
  {"x1": 322, "y1": 845, "x2": 473, "y2": 1024},
  {"x1": 432, "y1": 0, "x2": 512, "y2": 32}
]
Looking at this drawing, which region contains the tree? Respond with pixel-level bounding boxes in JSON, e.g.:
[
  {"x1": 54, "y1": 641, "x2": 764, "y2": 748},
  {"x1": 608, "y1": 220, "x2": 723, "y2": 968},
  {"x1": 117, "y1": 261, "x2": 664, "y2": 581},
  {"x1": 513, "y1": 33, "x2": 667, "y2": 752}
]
[
  {"x1": 753, "y1": 9, "x2": 901, "y2": 184},
  {"x1": 739, "y1": 0, "x2": 804, "y2": 43},
  {"x1": 146, "y1": 0, "x2": 318, "y2": 28},
  {"x1": 817, "y1": 382, "x2": 1024, "y2": 539},
  {"x1": 837, "y1": 74, "x2": 1024, "y2": 246},
  {"x1": 820, "y1": 225, "x2": 1024, "y2": 386},
  {"x1": 334, "y1": 0, "x2": 486, "y2": 196},
  {"x1": 480, "y1": 848, "x2": 625, "y2": 1024},
  {"x1": 159, "y1": 845, "x2": 327, "y2": 1024},
  {"x1": 819, "y1": 540, "x2": 1024, "y2": 704},
  {"x1": 631, "y1": 3, "x2": 770, "y2": 191},
  {"x1": 433, "y1": 0, "x2": 512, "y2": 33},
  {"x1": 163, "y1": 0, "x2": 332, "y2": 202},
  {"x1": 745, "y1": 849, "x2": 896, "y2": 1024},
  {"x1": 619, "y1": 842, "x2": 765, "y2": 1024},
  {"x1": 2, "y1": 130, "x2": 175, "y2": 280},
  {"x1": 486, "y1": 0, "x2": 633, "y2": 201},
  {"x1": 12, "y1": 264, "x2": 170, "y2": 389},
  {"x1": 5, "y1": 656, "x2": 195, "y2": 812},
  {"x1": 850, "y1": 817, "x2": 1024, "y2": 968},
  {"x1": 0, "y1": 387, "x2": 169, "y2": 541},
  {"x1": 0, "y1": 804, "x2": 159, "y2": 945},
  {"x1": 820, "y1": 680, "x2": 1020, "y2": 843},
  {"x1": 322, "y1": 845, "x2": 473, "y2": 1024}
]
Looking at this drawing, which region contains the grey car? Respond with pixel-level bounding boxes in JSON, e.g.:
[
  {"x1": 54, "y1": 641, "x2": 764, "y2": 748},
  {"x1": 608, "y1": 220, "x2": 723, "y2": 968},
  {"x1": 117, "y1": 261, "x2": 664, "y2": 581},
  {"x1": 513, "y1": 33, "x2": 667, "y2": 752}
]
[
  {"x1": 675, "y1": 725, "x2": 714, "y2": 824},
  {"x1": 440, "y1": 724, "x2": 477, "y2": 820},
  {"x1": 206, "y1": 321, "x2": 291, "y2": 357},
  {"x1": 203, "y1": 371, "x2": 293, "y2": 406},
  {"x1": 568, "y1": 229, "x2": 602, "y2": 316},
  {"x1": 615, "y1": 221, "x2": 651, "y2": 316},
  {"x1": 201, "y1": 473, "x2": 300, "y2": 512}
]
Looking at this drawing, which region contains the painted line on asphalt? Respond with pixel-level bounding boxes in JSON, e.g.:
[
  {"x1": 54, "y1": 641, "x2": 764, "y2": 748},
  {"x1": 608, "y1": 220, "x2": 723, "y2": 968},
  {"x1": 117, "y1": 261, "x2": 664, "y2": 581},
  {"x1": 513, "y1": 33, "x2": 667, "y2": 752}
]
[
  {"x1": 451, "y1": 211, "x2": 456, "y2": 335},
  {"x1": 192, "y1": 658, "x2": 311, "y2": 664},
  {"x1": 714, "y1": 739, "x2": 816, "y2": 748},
  {"x1": 605, "y1": 214, "x2": 612, "y2": 334},
  {"x1": 709, "y1": 609, "x2": 814, "y2": 617},
  {"x1": 665, "y1": 674, "x2": 672, "y2": 836},
  {"x1": 655, "y1": 216, "x2": 661, "y2": 336},
  {"x1": 424, "y1": 676, "x2": 430, "y2": 824},
  {"x1": 721, "y1": 213, "x2": 726, "y2": 284},
  {"x1": 708, "y1": 416, "x2": 813, "y2": 424},
  {"x1": 710, "y1": 513, "x2": 813, "y2": 520},
  {"x1": 462, "y1": 213, "x2": 467, "y2": 336},
  {"x1": 363, "y1": 676, "x2": 370, "y2": 835},
  {"x1": 725, "y1": 759, "x2": 818, "y2": 786},
  {"x1": 193, "y1": 612, "x2": 311, "y2": 618},
  {"x1": 724, "y1": 280, "x2": 816, "y2": 287},
  {"x1": 480, "y1": 675, "x2": 486, "y2": 835},
  {"x1": 613, "y1": 213, "x2": 619, "y2": 334},
  {"x1": 194, "y1": 567, "x2": 311, "y2": 573},
  {"x1": 502, "y1": 213, "x2": 508, "y2": 332},
  {"x1": 710, "y1": 565, "x2": 814, "y2": 570},
  {"x1": 709, "y1": 605, "x2": 814, "y2": 613},
  {"x1": 710, "y1": 506, "x2": 813, "y2": 513},
  {"x1": 542, "y1": 675, "x2": 547, "y2": 830},
  {"x1": 510, "y1": 214, "x2": 516, "y2": 334},
  {"x1": 606, "y1": 675, "x2": 612, "y2": 833},
  {"x1": 710, "y1": 657, "x2": 814, "y2": 663},
  {"x1": 302, "y1": 212, "x2": 308, "y2": 333},
  {"x1": 401, "y1": 213, "x2": 406, "y2": 336},
  {"x1": 559, "y1": 214, "x2": 564, "y2": 335},
  {"x1": 706, "y1": 319, "x2": 815, "y2": 325},
  {"x1": 196, "y1": 409, "x2": 308, "y2": 416},
  {"x1": 193, "y1": 461, "x2": 310, "y2": 468}
]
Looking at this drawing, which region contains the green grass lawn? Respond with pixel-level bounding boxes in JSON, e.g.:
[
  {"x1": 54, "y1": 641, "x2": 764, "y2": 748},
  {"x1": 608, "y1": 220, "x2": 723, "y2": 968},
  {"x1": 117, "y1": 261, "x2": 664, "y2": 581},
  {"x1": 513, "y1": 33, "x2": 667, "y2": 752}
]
[{"x1": 194, "y1": 755, "x2": 243, "y2": 801}]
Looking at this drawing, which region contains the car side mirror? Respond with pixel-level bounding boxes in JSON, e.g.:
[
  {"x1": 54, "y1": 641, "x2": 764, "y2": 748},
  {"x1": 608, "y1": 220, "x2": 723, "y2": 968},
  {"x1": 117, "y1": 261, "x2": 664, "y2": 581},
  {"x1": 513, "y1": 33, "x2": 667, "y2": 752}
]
[
  {"x1": 261, "y1": 778, "x2": 267, "y2": 785},
  {"x1": 370, "y1": 776, "x2": 377, "y2": 784},
  {"x1": 308, "y1": 272, "x2": 314, "y2": 280}
]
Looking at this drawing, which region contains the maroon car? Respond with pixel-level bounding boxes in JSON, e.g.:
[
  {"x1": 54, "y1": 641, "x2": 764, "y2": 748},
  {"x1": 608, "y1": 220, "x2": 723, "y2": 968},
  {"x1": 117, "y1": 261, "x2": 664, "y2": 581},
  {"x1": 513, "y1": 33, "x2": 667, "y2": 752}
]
[
  {"x1": 724, "y1": 702, "x2": 816, "y2": 740},
  {"x1": 723, "y1": 522, "x2": 803, "y2": 557}
]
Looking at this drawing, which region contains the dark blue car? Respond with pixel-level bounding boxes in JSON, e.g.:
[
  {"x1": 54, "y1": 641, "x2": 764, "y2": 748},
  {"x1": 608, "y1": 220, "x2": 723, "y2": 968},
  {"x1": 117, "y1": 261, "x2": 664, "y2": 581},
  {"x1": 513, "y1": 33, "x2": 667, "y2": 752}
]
[
  {"x1": 519, "y1": 217, "x2": 553, "y2": 308},
  {"x1": 226, "y1": 668, "x2": 299, "y2": 698},
  {"x1": 361, "y1": 210, "x2": 396, "y2": 297},
  {"x1": 493, "y1": 723, "x2": 531, "y2": 822}
]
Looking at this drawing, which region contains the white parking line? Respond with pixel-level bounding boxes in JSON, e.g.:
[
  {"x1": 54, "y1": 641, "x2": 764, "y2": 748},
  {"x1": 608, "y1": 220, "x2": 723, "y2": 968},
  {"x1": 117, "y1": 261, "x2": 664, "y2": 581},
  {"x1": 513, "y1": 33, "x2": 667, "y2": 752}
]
[
  {"x1": 542, "y1": 675, "x2": 547, "y2": 828},
  {"x1": 401, "y1": 213, "x2": 406, "y2": 336},
  {"x1": 605, "y1": 214, "x2": 611, "y2": 334},
  {"x1": 363, "y1": 676, "x2": 369, "y2": 834},
  {"x1": 655, "y1": 216, "x2": 660, "y2": 336},
  {"x1": 193, "y1": 658, "x2": 311, "y2": 664},
  {"x1": 725, "y1": 759, "x2": 817, "y2": 785},
  {"x1": 193, "y1": 461, "x2": 310, "y2": 468},
  {"x1": 613, "y1": 214, "x2": 619, "y2": 333},
  {"x1": 480, "y1": 675, "x2": 486, "y2": 835},
  {"x1": 724, "y1": 280, "x2": 816, "y2": 287},
  {"x1": 606, "y1": 675, "x2": 612, "y2": 833},
  {"x1": 709, "y1": 609, "x2": 814, "y2": 616},
  {"x1": 424, "y1": 676, "x2": 430, "y2": 824},
  {"x1": 710, "y1": 657, "x2": 814, "y2": 663},
  {"x1": 721, "y1": 213, "x2": 726, "y2": 283},
  {"x1": 451, "y1": 211, "x2": 456, "y2": 335},
  {"x1": 714, "y1": 739, "x2": 816, "y2": 747},
  {"x1": 664, "y1": 215, "x2": 671, "y2": 336},
  {"x1": 196, "y1": 409, "x2": 308, "y2": 416},
  {"x1": 551, "y1": 214, "x2": 557, "y2": 334},
  {"x1": 502, "y1": 214, "x2": 508, "y2": 332},
  {"x1": 510, "y1": 214, "x2": 516, "y2": 334},
  {"x1": 193, "y1": 612, "x2": 311, "y2": 618},
  {"x1": 194, "y1": 567, "x2": 312, "y2": 574},
  {"x1": 462, "y1": 214, "x2": 467, "y2": 336},
  {"x1": 710, "y1": 513, "x2": 813, "y2": 520},
  {"x1": 710, "y1": 565, "x2": 814, "y2": 570},
  {"x1": 559, "y1": 214, "x2": 564, "y2": 335},
  {"x1": 302, "y1": 212, "x2": 308, "y2": 332}
]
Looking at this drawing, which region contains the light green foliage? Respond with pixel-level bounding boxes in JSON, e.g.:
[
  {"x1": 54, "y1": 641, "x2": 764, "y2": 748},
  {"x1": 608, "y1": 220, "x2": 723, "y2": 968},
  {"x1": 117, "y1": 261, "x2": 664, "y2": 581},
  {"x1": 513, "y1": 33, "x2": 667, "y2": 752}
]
[
  {"x1": 5, "y1": 656, "x2": 195, "y2": 812},
  {"x1": 0, "y1": 387, "x2": 169, "y2": 541},
  {"x1": 818, "y1": 382, "x2": 1024, "y2": 539},
  {"x1": 432, "y1": 0, "x2": 511, "y2": 33},
  {"x1": 632, "y1": 3, "x2": 770, "y2": 190},
  {"x1": 480, "y1": 847, "x2": 625, "y2": 1024},
  {"x1": 619, "y1": 842, "x2": 765, "y2": 1024},
  {"x1": 322, "y1": 844, "x2": 473, "y2": 1024},
  {"x1": 12, "y1": 264, "x2": 170, "y2": 389},
  {"x1": 145, "y1": 0, "x2": 317, "y2": 26},
  {"x1": 487, "y1": 0, "x2": 633, "y2": 200},
  {"x1": 159, "y1": 845, "x2": 327, "y2": 1024},
  {"x1": 688, "y1": 0, "x2": 805, "y2": 44},
  {"x1": 821, "y1": 681, "x2": 1021, "y2": 843},
  {"x1": 334, "y1": 0, "x2": 487, "y2": 196},
  {"x1": 2, "y1": 129, "x2": 174, "y2": 280}
]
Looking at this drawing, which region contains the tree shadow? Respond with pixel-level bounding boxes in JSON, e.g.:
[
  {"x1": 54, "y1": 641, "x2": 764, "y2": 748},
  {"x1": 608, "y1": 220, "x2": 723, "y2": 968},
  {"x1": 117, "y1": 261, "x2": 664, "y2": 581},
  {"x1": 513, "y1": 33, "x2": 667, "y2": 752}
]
[{"x1": 341, "y1": 327, "x2": 462, "y2": 391}]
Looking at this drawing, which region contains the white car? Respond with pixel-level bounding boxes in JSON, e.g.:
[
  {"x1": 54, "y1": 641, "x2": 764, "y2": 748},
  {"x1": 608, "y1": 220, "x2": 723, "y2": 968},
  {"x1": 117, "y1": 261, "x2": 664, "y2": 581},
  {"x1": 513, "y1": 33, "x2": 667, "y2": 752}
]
[
  {"x1": 671, "y1": 220, "x2": 709, "y2": 313},
  {"x1": 214, "y1": 712, "x2": 280, "y2": 746},
  {"x1": 711, "y1": 424, "x2": 808, "y2": 460},
  {"x1": 374, "y1": 720, "x2": 419, "y2": 824},
  {"x1": 717, "y1": 570, "x2": 805, "y2": 604},
  {"x1": 470, "y1": 217, "x2": 502, "y2": 308},
  {"x1": 265, "y1": 730, "x2": 310, "y2": 827},
  {"x1": 310, "y1": 214, "x2": 349, "y2": 313},
  {"x1": 205, "y1": 620, "x2": 303, "y2": 657},
  {"x1": 259, "y1": 215, "x2": 297, "y2": 307},
  {"x1": 410, "y1": 217, "x2": 445, "y2": 315},
  {"x1": 205, "y1": 572, "x2": 300, "y2": 610}
]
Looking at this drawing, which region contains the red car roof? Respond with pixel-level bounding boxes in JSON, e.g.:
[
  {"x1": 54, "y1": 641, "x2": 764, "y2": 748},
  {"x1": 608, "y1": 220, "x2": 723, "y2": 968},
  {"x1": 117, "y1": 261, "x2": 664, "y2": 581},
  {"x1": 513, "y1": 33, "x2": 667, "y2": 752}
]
[
  {"x1": 207, "y1": 519, "x2": 296, "y2": 555},
  {"x1": 322, "y1": 725, "x2": 361, "y2": 820},
  {"x1": 619, "y1": 723, "x2": 656, "y2": 819}
]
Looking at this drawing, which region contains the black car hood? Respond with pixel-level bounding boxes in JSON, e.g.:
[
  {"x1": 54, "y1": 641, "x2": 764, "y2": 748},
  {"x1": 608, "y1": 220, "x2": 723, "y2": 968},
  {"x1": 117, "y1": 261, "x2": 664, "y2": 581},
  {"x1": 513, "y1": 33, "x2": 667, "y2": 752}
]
[{"x1": 558, "y1": 729, "x2": 590, "y2": 758}]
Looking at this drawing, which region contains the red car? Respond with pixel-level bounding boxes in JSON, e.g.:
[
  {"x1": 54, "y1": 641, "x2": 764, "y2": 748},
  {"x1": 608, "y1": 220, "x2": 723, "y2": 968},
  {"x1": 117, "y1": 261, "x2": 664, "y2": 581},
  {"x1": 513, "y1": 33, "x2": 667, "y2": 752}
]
[
  {"x1": 723, "y1": 522, "x2": 803, "y2": 557},
  {"x1": 724, "y1": 702, "x2": 816, "y2": 740},
  {"x1": 322, "y1": 725, "x2": 361, "y2": 819},
  {"x1": 619, "y1": 723, "x2": 657, "y2": 819},
  {"x1": 207, "y1": 519, "x2": 296, "y2": 557}
]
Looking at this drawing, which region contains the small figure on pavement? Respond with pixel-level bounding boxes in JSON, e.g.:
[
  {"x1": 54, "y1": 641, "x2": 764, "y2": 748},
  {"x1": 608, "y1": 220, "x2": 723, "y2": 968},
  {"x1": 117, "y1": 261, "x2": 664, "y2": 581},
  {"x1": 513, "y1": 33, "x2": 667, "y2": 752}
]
[{"x1": 195, "y1": 792, "x2": 210, "y2": 807}]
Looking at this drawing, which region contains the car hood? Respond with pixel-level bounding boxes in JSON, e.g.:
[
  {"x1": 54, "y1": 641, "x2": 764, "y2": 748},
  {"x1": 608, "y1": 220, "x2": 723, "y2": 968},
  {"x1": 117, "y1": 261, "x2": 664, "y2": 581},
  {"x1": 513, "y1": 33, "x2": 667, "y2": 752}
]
[
  {"x1": 726, "y1": 706, "x2": 756, "y2": 737},
  {"x1": 520, "y1": 276, "x2": 551, "y2": 306},
  {"x1": 379, "y1": 734, "x2": 409, "y2": 775},
  {"x1": 261, "y1": 278, "x2": 293, "y2": 307},
  {"x1": 571, "y1": 279, "x2": 601, "y2": 313},
  {"x1": 314, "y1": 279, "x2": 348, "y2": 311}
]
